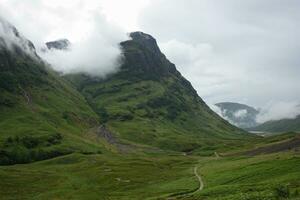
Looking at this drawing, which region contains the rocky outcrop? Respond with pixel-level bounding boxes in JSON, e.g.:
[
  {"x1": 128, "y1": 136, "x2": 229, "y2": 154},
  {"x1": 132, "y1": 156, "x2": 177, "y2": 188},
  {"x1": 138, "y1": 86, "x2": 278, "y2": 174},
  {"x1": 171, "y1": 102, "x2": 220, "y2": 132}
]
[{"x1": 46, "y1": 39, "x2": 70, "y2": 50}]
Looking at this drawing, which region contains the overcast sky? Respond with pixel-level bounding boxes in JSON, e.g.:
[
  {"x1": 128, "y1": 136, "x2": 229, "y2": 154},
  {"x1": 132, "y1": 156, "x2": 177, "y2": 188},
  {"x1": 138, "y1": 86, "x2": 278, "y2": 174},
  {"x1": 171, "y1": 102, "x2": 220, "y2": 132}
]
[{"x1": 1, "y1": 0, "x2": 299, "y2": 121}]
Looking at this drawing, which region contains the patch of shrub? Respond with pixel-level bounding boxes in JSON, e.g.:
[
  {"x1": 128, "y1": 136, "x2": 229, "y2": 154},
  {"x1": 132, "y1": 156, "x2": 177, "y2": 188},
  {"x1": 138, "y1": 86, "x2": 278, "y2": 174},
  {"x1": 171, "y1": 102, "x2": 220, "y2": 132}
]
[
  {"x1": 4, "y1": 133, "x2": 63, "y2": 149},
  {"x1": 97, "y1": 107, "x2": 110, "y2": 123},
  {"x1": 0, "y1": 133, "x2": 65, "y2": 165},
  {"x1": 0, "y1": 71, "x2": 18, "y2": 92},
  {"x1": 274, "y1": 184, "x2": 290, "y2": 199}
]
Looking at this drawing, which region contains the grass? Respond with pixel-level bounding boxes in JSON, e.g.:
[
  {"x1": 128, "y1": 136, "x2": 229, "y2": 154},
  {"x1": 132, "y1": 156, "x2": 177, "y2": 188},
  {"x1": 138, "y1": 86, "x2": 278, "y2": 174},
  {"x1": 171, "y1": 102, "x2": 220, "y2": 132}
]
[
  {"x1": 183, "y1": 151, "x2": 300, "y2": 200},
  {"x1": 0, "y1": 153, "x2": 198, "y2": 200},
  {"x1": 1, "y1": 146, "x2": 299, "y2": 199}
]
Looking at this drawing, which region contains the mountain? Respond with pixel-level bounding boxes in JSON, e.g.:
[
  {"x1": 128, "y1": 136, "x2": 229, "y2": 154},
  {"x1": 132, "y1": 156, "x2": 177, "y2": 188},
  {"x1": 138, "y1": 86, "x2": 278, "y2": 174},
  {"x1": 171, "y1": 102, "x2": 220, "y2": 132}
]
[
  {"x1": 215, "y1": 102, "x2": 259, "y2": 129},
  {"x1": 0, "y1": 19, "x2": 101, "y2": 165},
  {"x1": 65, "y1": 32, "x2": 253, "y2": 152},
  {"x1": 250, "y1": 115, "x2": 300, "y2": 133}
]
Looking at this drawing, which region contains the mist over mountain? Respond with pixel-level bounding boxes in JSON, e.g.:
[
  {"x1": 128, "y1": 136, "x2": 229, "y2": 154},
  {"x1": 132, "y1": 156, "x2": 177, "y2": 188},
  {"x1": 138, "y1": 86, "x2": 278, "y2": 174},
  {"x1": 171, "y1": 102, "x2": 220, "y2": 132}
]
[
  {"x1": 0, "y1": 17, "x2": 38, "y2": 58},
  {"x1": 213, "y1": 102, "x2": 259, "y2": 129}
]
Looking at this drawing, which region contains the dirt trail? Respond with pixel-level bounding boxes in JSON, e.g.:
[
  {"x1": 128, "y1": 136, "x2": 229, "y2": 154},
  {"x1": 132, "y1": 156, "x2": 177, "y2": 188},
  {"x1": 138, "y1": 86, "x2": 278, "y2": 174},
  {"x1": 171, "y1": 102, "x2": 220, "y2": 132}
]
[
  {"x1": 214, "y1": 151, "x2": 220, "y2": 158},
  {"x1": 167, "y1": 165, "x2": 204, "y2": 199},
  {"x1": 193, "y1": 166, "x2": 204, "y2": 192}
]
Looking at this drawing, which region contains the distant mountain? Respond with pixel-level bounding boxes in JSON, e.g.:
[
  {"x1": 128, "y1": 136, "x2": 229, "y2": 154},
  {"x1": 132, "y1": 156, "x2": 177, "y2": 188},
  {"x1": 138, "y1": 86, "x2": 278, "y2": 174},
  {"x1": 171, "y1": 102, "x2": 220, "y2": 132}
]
[
  {"x1": 215, "y1": 102, "x2": 259, "y2": 129},
  {"x1": 250, "y1": 115, "x2": 300, "y2": 133},
  {"x1": 65, "y1": 32, "x2": 253, "y2": 152}
]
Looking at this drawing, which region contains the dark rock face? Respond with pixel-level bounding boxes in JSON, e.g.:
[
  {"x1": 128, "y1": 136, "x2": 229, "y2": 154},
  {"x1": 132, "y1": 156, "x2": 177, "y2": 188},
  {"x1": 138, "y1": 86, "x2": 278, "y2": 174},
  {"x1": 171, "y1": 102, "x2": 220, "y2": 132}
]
[
  {"x1": 46, "y1": 39, "x2": 70, "y2": 50},
  {"x1": 120, "y1": 31, "x2": 178, "y2": 78},
  {"x1": 129, "y1": 32, "x2": 162, "y2": 55}
]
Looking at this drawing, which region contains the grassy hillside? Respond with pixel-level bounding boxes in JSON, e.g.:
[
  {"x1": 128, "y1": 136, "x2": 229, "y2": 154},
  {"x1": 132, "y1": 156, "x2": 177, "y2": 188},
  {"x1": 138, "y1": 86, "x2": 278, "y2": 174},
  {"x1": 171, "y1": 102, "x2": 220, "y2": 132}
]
[
  {"x1": 251, "y1": 115, "x2": 300, "y2": 133},
  {"x1": 0, "y1": 31, "x2": 102, "y2": 165},
  {"x1": 65, "y1": 32, "x2": 254, "y2": 153},
  {"x1": 0, "y1": 153, "x2": 199, "y2": 200},
  {"x1": 183, "y1": 151, "x2": 300, "y2": 200}
]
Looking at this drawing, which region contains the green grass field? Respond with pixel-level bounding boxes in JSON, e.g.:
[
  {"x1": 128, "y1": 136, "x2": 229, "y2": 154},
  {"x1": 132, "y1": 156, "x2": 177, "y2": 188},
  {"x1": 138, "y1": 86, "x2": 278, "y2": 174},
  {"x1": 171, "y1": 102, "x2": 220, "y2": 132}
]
[
  {"x1": 0, "y1": 153, "x2": 199, "y2": 200},
  {"x1": 1, "y1": 134, "x2": 300, "y2": 200}
]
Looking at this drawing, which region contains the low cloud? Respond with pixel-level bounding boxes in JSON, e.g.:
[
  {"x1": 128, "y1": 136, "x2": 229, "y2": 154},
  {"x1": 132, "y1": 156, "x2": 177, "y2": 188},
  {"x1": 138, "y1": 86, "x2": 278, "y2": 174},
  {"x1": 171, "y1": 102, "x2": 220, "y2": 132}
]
[
  {"x1": 0, "y1": 1, "x2": 128, "y2": 77},
  {"x1": 0, "y1": 17, "x2": 36, "y2": 57},
  {"x1": 209, "y1": 104, "x2": 237, "y2": 125},
  {"x1": 40, "y1": 14, "x2": 127, "y2": 77},
  {"x1": 257, "y1": 101, "x2": 300, "y2": 123},
  {"x1": 234, "y1": 109, "x2": 248, "y2": 119}
]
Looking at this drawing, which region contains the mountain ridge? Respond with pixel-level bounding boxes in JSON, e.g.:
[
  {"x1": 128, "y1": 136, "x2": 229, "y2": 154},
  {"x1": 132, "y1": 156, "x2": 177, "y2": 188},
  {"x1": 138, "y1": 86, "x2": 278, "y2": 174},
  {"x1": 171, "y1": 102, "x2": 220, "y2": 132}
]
[{"x1": 250, "y1": 115, "x2": 300, "y2": 133}]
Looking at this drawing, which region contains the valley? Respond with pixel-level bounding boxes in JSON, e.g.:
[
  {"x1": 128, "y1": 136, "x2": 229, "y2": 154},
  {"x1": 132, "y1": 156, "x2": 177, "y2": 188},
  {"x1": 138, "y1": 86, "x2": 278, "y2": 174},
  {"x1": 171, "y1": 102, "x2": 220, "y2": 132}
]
[{"x1": 1, "y1": 133, "x2": 299, "y2": 200}]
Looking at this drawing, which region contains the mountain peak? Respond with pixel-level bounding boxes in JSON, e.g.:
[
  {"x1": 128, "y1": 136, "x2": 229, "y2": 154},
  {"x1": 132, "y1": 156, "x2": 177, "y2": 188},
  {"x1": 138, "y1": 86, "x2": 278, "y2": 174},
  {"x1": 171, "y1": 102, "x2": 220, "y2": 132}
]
[
  {"x1": 120, "y1": 31, "x2": 177, "y2": 78},
  {"x1": 125, "y1": 31, "x2": 162, "y2": 55},
  {"x1": 129, "y1": 31, "x2": 156, "y2": 44}
]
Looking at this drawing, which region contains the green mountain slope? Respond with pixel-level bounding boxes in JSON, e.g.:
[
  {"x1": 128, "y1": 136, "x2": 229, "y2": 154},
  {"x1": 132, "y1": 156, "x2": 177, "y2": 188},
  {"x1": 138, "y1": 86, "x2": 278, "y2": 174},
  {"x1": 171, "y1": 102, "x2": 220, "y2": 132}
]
[
  {"x1": 0, "y1": 21, "x2": 101, "y2": 165},
  {"x1": 66, "y1": 32, "x2": 253, "y2": 153},
  {"x1": 251, "y1": 115, "x2": 300, "y2": 133},
  {"x1": 215, "y1": 102, "x2": 259, "y2": 129}
]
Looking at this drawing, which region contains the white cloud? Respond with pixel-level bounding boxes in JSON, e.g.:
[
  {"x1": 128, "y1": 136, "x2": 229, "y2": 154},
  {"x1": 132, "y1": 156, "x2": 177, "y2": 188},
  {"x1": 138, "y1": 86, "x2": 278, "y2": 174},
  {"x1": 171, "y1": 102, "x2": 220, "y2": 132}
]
[
  {"x1": 0, "y1": 17, "x2": 37, "y2": 58},
  {"x1": 39, "y1": 12, "x2": 128, "y2": 77},
  {"x1": 257, "y1": 101, "x2": 300, "y2": 123},
  {"x1": 234, "y1": 109, "x2": 248, "y2": 119},
  {"x1": 0, "y1": 0, "x2": 129, "y2": 77},
  {"x1": 209, "y1": 104, "x2": 237, "y2": 125}
]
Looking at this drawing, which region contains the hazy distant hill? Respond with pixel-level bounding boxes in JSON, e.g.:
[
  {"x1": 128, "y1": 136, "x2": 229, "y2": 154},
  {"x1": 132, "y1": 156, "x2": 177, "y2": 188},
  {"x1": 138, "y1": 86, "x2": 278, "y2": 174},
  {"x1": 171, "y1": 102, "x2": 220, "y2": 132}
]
[{"x1": 250, "y1": 115, "x2": 300, "y2": 133}]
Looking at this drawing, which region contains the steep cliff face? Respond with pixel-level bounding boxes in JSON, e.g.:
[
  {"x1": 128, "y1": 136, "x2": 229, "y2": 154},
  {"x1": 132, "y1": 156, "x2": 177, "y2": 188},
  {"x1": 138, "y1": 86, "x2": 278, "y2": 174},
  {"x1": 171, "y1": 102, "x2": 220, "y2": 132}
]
[{"x1": 66, "y1": 32, "x2": 253, "y2": 152}]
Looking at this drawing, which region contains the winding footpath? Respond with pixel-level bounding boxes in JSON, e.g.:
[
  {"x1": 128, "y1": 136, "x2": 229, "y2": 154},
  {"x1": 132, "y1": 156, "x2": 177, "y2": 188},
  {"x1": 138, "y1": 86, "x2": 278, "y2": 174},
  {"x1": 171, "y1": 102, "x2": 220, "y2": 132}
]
[
  {"x1": 193, "y1": 166, "x2": 204, "y2": 192},
  {"x1": 168, "y1": 165, "x2": 204, "y2": 199}
]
